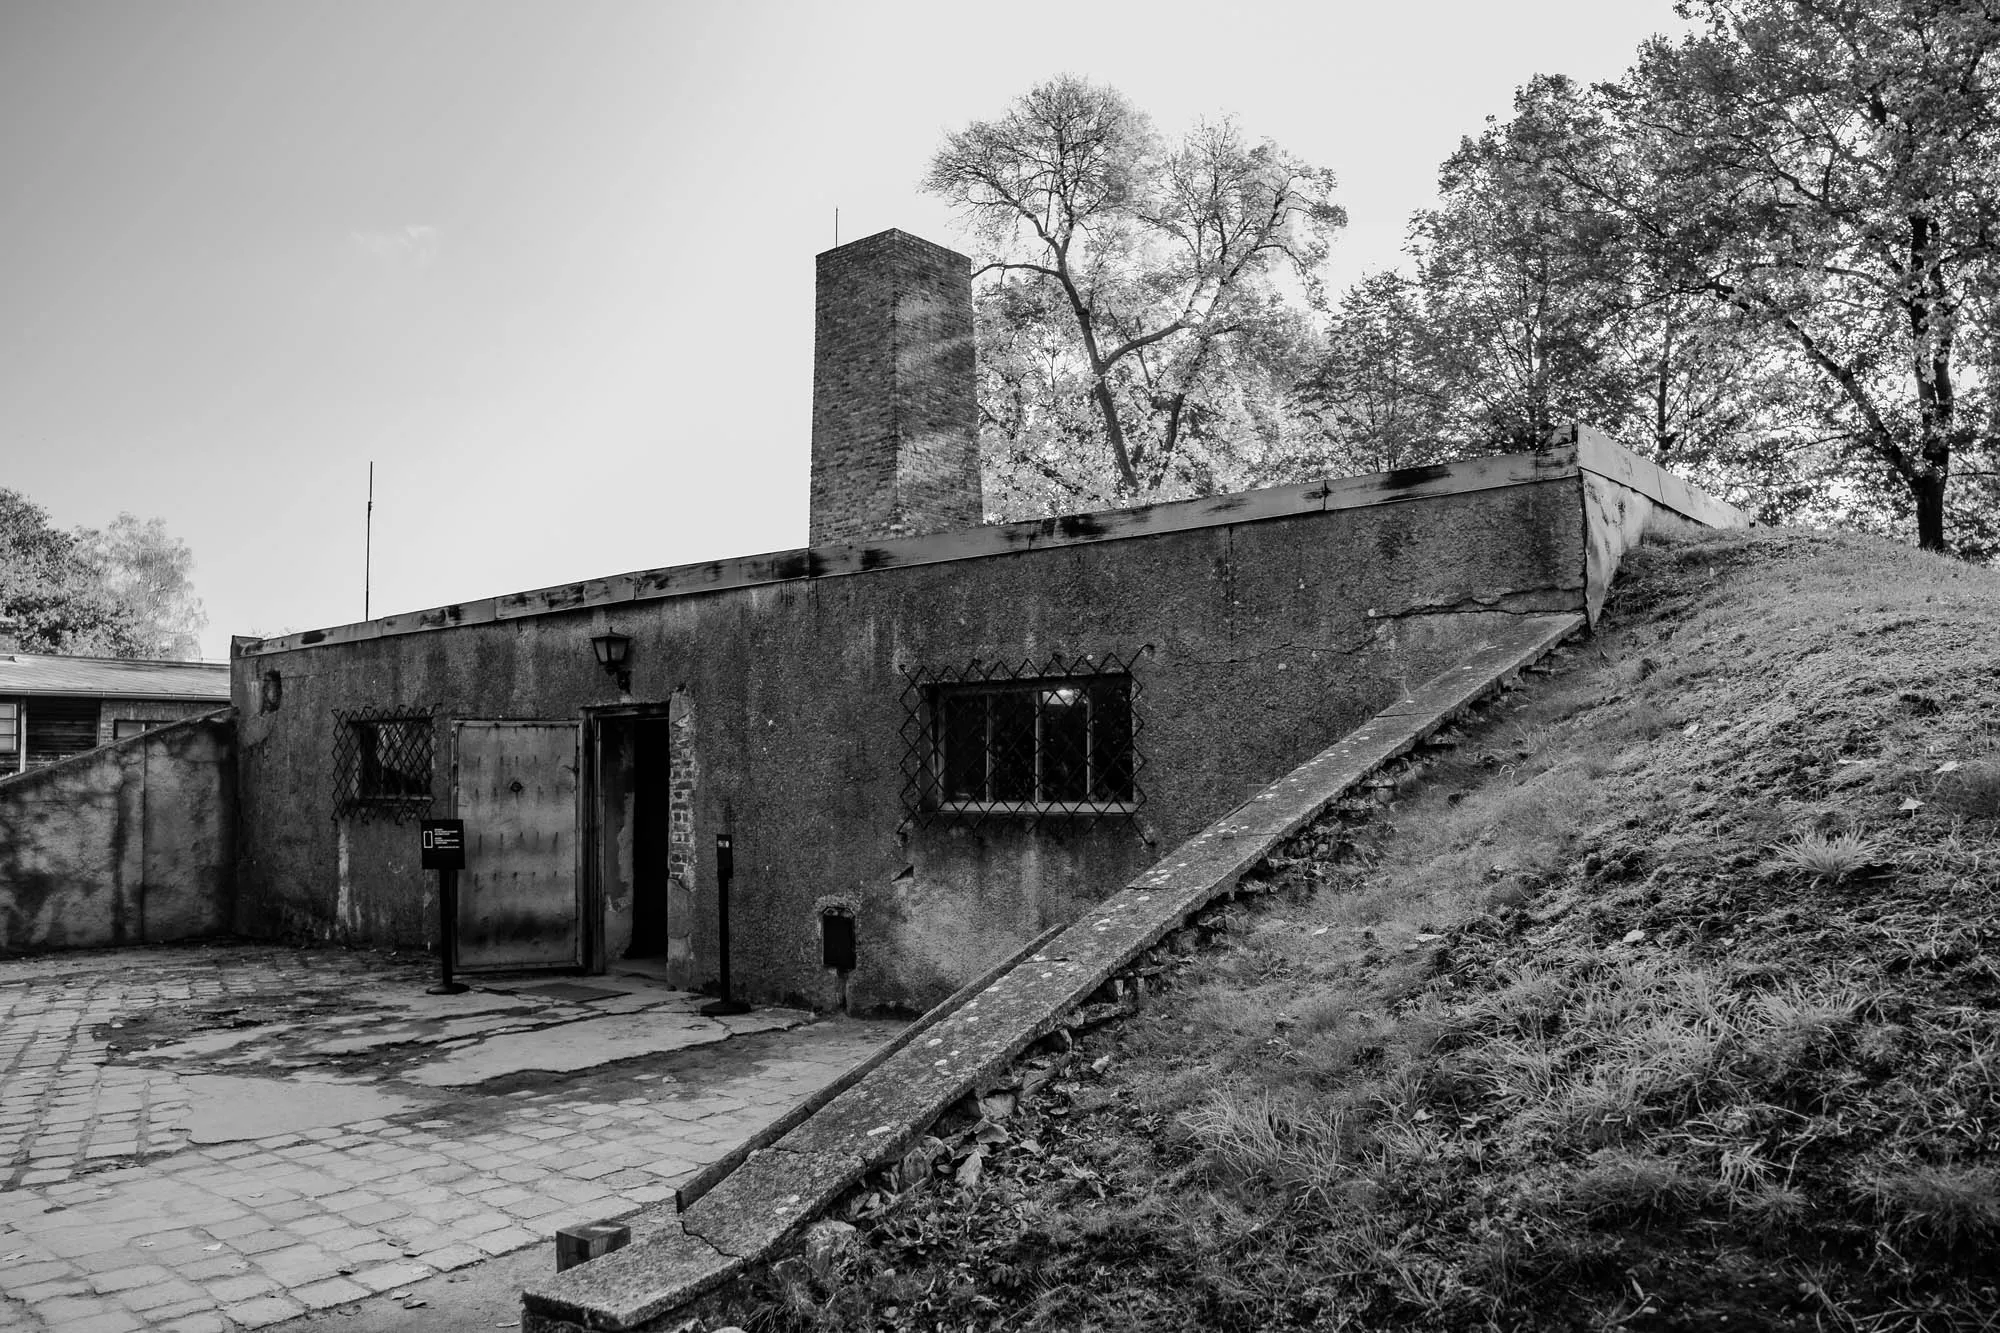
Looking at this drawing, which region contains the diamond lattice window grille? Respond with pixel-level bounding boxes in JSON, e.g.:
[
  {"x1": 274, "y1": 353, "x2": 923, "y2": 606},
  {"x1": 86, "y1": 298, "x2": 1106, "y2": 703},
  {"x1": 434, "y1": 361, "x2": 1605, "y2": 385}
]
[
  {"x1": 898, "y1": 652, "x2": 1146, "y2": 830},
  {"x1": 331, "y1": 704, "x2": 439, "y2": 823}
]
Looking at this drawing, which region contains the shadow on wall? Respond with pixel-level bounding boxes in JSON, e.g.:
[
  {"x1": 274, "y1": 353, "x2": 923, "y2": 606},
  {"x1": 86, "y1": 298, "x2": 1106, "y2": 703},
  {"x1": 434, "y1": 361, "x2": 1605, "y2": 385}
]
[{"x1": 0, "y1": 709, "x2": 236, "y2": 954}]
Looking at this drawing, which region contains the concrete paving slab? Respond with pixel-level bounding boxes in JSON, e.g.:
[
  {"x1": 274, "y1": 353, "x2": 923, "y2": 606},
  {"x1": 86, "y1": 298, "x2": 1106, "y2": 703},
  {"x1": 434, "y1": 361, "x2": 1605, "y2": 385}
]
[
  {"x1": 138, "y1": 1025, "x2": 303, "y2": 1062},
  {"x1": 182, "y1": 1076, "x2": 421, "y2": 1145},
  {"x1": 401, "y1": 1007, "x2": 806, "y2": 1087},
  {"x1": 301, "y1": 1010, "x2": 562, "y2": 1058}
]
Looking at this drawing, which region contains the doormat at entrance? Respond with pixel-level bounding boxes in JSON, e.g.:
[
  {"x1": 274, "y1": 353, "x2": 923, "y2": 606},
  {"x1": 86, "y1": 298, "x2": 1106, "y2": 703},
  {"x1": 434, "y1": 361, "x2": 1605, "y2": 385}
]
[{"x1": 519, "y1": 981, "x2": 625, "y2": 1003}]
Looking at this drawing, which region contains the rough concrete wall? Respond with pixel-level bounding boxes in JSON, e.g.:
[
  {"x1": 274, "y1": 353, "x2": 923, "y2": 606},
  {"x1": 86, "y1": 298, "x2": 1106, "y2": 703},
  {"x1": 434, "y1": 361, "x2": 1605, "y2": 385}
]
[
  {"x1": 809, "y1": 229, "x2": 981, "y2": 545},
  {"x1": 1581, "y1": 472, "x2": 1704, "y2": 624},
  {"x1": 1575, "y1": 426, "x2": 1753, "y2": 623},
  {"x1": 0, "y1": 711, "x2": 235, "y2": 953},
  {"x1": 232, "y1": 478, "x2": 1586, "y2": 1012}
]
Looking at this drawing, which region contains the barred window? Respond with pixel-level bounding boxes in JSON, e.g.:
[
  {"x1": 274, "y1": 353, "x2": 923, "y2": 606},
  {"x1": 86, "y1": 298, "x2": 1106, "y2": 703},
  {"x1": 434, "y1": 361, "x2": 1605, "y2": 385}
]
[
  {"x1": 900, "y1": 654, "x2": 1145, "y2": 827},
  {"x1": 333, "y1": 705, "x2": 436, "y2": 821},
  {"x1": 938, "y1": 678, "x2": 1134, "y2": 806}
]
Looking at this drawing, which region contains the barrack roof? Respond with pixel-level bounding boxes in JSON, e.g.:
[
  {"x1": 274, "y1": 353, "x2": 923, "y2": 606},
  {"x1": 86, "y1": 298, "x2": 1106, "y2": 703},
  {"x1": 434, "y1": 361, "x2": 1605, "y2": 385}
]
[{"x1": 0, "y1": 652, "x2": 229, "y2": 700}]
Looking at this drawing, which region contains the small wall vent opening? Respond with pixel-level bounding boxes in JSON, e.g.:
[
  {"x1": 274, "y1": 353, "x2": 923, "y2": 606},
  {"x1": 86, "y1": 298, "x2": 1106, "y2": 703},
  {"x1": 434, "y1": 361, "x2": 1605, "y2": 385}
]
[{"x1": 821, "y1": 910, "x2": 856, "y2": 973}]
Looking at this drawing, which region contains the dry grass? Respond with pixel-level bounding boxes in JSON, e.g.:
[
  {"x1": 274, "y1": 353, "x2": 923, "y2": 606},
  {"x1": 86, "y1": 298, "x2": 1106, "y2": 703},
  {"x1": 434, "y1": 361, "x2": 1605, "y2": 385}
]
[
  {"x1": 1769, "y1": 829, "x2": 1892, "y2": 884},
  {"x1": 703, "y1": 528, "x2": 2000, "y2": 1333}
]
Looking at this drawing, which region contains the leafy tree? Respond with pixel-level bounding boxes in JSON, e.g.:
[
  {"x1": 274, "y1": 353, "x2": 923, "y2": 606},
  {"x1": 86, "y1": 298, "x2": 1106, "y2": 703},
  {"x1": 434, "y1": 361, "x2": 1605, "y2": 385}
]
[
  {"x1": 0, "y1": 491, "x2": 205, "y2": 658},
  {"x1": 1410, "y1": 103, "x2": 1640, "y2": 453},
  {"x1": 924, "y1": 75, "x2": 1345, "y2": 516},
  {"x1": 1561, "y1": 0, "x2": 2000, "y2": 552},
  {"x1": 76, "y1": 514, "x2": 209, "y2": 660},
  {"x1": 1298, "y1": 271, "x2": 1452, "y2": 474},
  {"x1": 1402, "y1": 69, "x2": 1906, "y2": 529},
  {"x1": 0, "y1": 490, "x2": 139, "y2": 655}
]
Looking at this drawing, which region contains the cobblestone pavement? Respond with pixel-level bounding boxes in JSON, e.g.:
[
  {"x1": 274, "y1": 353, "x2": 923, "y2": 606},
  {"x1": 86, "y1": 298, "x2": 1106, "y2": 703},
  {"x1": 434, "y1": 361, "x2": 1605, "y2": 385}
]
[{"x1": 0, "y1": 944, "x2": 901, "y2": 1331}]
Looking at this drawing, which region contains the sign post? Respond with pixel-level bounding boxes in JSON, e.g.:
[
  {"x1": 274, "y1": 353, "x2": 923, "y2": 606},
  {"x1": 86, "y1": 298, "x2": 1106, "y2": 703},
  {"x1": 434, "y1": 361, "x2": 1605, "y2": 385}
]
[
  {"x1": 699, "y1": 833, "x2": 750, "y2": 1017},
  {"x1": 420, "y1": 819, "x2": 468, "y2": 996}
]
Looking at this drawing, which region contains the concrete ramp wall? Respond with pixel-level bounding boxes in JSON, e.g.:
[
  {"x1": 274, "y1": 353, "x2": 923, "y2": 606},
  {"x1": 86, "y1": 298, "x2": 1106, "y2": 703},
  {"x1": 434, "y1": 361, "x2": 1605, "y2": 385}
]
[
  {"x1": 1573, "y1": 424, "x2": 1752, "y2": 623},
  {"x1": 0, "y1": 709, "x2": 236, "y2": 953}
]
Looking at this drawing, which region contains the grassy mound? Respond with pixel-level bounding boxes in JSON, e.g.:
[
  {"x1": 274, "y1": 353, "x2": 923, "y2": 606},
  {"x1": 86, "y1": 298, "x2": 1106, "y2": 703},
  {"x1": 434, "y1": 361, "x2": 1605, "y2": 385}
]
[{"x1": 704, "y1": 527, "x2": 2000, "y2": 1333}]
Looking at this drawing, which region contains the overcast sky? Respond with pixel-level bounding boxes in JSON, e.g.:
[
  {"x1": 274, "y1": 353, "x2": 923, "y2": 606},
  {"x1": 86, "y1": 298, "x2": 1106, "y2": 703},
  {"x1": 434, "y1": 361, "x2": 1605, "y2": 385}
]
[{"x1": 1, "y1": 0, "x2": 1689, "y2": 660}]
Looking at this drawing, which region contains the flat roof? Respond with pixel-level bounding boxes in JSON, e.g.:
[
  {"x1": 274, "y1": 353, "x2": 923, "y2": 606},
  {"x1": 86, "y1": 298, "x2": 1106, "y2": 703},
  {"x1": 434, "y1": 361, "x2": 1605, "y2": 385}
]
[
  {"x1": 235, "y1": 449, "x2": 1579, "y2": 660},
  {"x1": 232, "y1": 431, "x2": 1742, "y2": 661},
  {"x1": 0, "y1": 653, "x2": 230, "y2": 700}
]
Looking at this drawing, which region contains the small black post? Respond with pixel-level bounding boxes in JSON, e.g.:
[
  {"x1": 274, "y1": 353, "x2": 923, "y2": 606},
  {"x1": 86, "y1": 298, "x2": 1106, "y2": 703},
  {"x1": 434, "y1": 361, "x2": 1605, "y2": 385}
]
[
  {"x1": 699, "y1": 833, "x2": 749, "y2": 1016},
  {"x1": 422, "y1": 819, "x2": 469, "y2": 996},
  {"x1": 428, "y1": 866, "x2": 467, "y2": 995}
]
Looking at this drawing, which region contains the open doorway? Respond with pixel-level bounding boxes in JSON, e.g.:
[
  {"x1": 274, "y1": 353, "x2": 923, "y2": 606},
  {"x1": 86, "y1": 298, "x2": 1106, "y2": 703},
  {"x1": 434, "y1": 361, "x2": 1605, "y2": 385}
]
[
  {"x1": 591, "y1": 710, "x2": 675, "y2": 961},
  {"x1": 629, "y1": 716, "x2": 672, "y2": 956}
]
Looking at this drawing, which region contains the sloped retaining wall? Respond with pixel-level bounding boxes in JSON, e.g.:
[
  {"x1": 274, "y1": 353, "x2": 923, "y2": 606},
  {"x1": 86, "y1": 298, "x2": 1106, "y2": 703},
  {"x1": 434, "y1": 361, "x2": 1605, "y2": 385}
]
[
  {"x1": 1572, "y1": 424, "x2": 1750, "y2": 623},
  {"x1": 0, "y1": 709, "x2": 236, "y2": 953}
]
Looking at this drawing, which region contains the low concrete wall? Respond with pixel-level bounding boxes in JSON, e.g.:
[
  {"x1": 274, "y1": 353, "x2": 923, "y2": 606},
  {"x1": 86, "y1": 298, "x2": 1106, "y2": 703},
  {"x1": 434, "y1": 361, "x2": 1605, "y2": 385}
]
[
  {"x1": 1572, "y1": 424, "x2": 1753, "y2": 622},
  {"x1": 0, "y1": 709, "x2": 236, "y2": 953}
]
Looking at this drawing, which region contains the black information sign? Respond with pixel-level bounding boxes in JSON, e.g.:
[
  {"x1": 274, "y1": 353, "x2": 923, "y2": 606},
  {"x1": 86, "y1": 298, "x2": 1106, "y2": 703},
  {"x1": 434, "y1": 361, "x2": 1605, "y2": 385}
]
[
  {"x1": 422, "y1": 819, "x2": 469, "y2": 995},
  {"x1": 420, "y1": 819, "x2": 466, "y2": 871}
]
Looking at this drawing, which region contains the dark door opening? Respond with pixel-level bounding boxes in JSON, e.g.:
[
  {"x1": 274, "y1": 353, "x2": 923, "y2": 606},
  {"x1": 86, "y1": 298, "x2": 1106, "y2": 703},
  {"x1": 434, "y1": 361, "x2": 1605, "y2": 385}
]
[
  {"x1": 821, "y1": 911, "x2": 856, "y2": 972},
  {"x1": 628, "y1": 717, "x2": 672, "y2": 957}
]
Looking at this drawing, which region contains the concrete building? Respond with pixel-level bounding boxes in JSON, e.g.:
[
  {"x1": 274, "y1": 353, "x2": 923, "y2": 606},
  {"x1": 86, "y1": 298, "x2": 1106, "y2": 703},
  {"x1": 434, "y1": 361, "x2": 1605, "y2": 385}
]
[
  {"x1": 0, "y1": 652, "x2": 229, "y2": 774},
  {"x1": 218, "y1": 228, "x2": 1743, "y2": 1014}
]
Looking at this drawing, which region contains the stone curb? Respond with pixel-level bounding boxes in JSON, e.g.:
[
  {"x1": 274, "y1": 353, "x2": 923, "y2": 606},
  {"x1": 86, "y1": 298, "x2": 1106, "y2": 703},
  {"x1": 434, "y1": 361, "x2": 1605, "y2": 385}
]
[
  {"x1": 666, "y1": 919, "x2": 1071, "y2": 1217},
  {"x1": 520, "y1": 612, "x2": 1585, "y2": 1332}
]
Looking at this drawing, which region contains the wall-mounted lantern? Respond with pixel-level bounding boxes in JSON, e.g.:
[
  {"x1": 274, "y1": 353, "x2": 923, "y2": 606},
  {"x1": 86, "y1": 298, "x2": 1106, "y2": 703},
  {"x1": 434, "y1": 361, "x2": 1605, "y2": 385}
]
[{"x1": 591, "y1": 631, "x2": 632, "y2": 693}]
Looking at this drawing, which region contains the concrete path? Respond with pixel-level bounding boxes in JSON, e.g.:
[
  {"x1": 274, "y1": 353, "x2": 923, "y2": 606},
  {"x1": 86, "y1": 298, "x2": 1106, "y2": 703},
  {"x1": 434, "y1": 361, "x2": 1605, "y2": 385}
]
[{"x1": 0, "y1": 945, "x2": 900, "y2": 1332}]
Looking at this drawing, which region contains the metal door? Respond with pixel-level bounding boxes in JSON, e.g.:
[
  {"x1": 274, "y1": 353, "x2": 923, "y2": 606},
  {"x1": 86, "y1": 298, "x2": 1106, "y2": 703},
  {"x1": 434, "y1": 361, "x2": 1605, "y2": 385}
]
[{"x1": 452, "y1": 720, "x2": 582, "y2": 971}]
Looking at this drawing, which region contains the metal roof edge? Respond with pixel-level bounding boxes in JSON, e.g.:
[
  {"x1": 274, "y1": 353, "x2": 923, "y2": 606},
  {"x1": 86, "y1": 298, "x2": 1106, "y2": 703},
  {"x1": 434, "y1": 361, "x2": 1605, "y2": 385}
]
[
  {"x1": 0, "y1": 690, "x2": 231, "y2": 702},
  {"x1": 0, "y1": 652, "x2": 229, "y2": 670}
]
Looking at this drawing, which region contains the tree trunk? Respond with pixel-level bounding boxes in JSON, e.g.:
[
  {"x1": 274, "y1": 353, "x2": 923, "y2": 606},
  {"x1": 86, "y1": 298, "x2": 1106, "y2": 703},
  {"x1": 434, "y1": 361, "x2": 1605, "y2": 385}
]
[
  {"x1": 1905, "y1": 215, "x2": 1954, "y2": 554},
  {"x1": 1057, "y1": 274, "x2": 1139, "y2": 492},
  {"x1": 1090, "y1": 377, "x2": 1138, "y2": 490},
  {"x1": 1654, "y1": 306, "x2": 1673, "y2": 460},
  {"x1": 1914, "y1": 470, "x2": 1947, "y2": 552}
]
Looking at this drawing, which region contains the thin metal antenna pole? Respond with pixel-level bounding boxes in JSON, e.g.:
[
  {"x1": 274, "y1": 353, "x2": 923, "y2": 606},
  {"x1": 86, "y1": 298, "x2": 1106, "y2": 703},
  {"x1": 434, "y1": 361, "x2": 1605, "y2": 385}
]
[
  {"x1": 364, "y1": 461, "x2": 374, "y2": 620},
  {"x1": 834, "y1": 207, "x2": 838, "y2": 247}
]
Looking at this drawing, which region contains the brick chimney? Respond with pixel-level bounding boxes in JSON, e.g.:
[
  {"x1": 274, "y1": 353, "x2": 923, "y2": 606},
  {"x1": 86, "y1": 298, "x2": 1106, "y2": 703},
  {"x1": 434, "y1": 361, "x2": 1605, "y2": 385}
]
[{"x1": 809, "y1": 229, "x2": 982, "y2": 546}]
